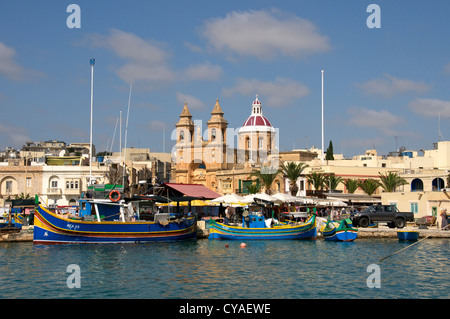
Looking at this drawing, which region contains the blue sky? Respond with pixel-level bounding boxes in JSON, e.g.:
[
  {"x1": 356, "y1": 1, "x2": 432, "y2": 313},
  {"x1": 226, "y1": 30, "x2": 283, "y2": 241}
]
[{"x1": 1, "y1": 0, "x2": 450, "y2": 157}]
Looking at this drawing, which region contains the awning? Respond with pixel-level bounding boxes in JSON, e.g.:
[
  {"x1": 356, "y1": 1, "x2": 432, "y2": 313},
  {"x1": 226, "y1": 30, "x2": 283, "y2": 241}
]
[{"x1": 164, "y1": 183, "x2": 221, "y2": 200}]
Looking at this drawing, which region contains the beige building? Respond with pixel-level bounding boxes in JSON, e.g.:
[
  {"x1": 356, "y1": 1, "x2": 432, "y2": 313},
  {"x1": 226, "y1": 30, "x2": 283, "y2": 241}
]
[{"x1": 287, "y1": 141, "x2": 450, "y2": 219}]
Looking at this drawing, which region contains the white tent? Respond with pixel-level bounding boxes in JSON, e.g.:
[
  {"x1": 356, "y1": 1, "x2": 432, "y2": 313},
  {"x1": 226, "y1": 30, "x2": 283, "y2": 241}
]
[
  {"x1": 272, "y1": 193, "x2": 316, "y2": 204},
  {"x1": 241, "y1": 193, "x2": 282, "y2": 204},
  {"x1": 210, "y1": 193, "x2": 245, "y2": 206}
]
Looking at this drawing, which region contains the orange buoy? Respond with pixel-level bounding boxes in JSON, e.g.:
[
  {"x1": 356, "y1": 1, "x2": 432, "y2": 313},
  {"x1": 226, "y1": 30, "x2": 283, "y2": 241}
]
[{"x1": 240, "y1": 243, "x2": 246, "y2": 248}]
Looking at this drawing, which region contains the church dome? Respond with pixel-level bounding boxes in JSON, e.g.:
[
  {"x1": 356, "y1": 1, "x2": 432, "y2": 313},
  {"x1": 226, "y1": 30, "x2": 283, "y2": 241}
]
[{"x1": 239, "y1": 96, "x2": 274, "y2": 133}]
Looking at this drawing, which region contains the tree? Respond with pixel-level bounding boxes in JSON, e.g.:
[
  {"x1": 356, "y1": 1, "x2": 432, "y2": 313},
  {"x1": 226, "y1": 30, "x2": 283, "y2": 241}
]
[
  {"x1": 378, "y1": 172, "x2": 408, "y2": 192},
  {"x1": 250, "y1": 167, "x2": 280, "y2": 195},
  {"x1": 325, "y1": 174, "x2": 342, "y2": 192},
  {"x1": 343, "y1": 179, "x2": 359, "y2": 194},
  {"x1": 325, "y1": 140, "x2": 334, "y2": 161},
  {"x1": 14, "y1": 193, "x2": 31, "y2": 199},
  {"x1": 245, "y1": 182, "x2": 260, "y2": 194},
  {"x1": 306, "y1": 172, "x2": 327, "y2": 194},
  {"x1": 358, "y1": 179, "x2": 381, "y2": 196},
  {"x1": 280, "y1": 162, "x2": 309, "y2": 196}
]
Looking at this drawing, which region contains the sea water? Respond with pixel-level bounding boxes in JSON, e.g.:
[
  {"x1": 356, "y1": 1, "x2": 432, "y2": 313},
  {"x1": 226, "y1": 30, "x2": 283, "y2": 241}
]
[{"x1": 0, "y1": 238, "x2": 448, "y2": 299}]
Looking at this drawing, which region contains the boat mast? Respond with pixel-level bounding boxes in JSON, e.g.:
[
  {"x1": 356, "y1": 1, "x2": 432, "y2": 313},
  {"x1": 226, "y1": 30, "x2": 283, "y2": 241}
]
[
  {"x1": 89, "y1": 58, "x2": 95, "y2": 185},
  {"x1": 321, "y1": 69, "x2": 324, "y2": 164},
  {"x1": 122, "y1": 84, "x2": 132, "y2": 191}
]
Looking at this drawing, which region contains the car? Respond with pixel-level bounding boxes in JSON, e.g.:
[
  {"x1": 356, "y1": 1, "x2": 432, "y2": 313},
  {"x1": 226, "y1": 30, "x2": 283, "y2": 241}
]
[{"x1": 350, "y1": 204, "x2": 414, "y2": 228}]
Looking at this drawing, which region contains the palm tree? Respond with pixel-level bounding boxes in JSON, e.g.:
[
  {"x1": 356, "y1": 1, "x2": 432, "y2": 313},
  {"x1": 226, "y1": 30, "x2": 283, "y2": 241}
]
[
  {"x1": 325, "y1": 174, "x2": 342, "y2": 192},
  {"x1": 250, "y1": 167, "x2": 280, "y2": 195},
  {"x1": 246, "y1": 182, "x2": 260, "y2": 194},
  {"x1": 306, "y1": 172, "x2": 327, "y2": 195},
  {"x1": 343, "y1": 179, "x2": 359, "y2": 194},
  {"x1": 15, "y1": 192, "x2": 31, "y2": 199},
  {"x1": 358, "y1": 178, "x2": 381, "y2": 196},
  {"x1": 378, "y1": 172, "x2": 408, "y2": 192},
  {"x1": 280, "y1": 162, "x2": 309, "y2": 195}
]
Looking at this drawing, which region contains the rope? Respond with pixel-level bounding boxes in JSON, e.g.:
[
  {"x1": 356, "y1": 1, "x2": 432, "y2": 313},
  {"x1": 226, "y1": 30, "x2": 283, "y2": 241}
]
[{"x1": 379, "y1": 224, "x2": 449, "y2": 262}]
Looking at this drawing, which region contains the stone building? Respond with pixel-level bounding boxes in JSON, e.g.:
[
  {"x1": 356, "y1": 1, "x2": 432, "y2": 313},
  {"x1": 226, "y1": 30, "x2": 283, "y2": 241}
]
[{"x1": 172, "y1": 96, "x2": 288, "y2": 195}]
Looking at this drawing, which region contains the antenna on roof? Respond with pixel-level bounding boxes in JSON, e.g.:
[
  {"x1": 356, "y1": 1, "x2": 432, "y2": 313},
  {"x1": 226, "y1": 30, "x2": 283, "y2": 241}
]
[{"x1": 438, "y1": 112, "x2": 444, "y2": 141}]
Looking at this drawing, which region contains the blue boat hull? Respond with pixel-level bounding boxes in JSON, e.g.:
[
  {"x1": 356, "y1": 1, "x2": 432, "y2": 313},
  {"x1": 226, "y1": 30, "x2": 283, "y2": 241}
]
[
  {"x1": 397, "y1": 231, "x2": 419, "y2": 241},
  {"x1": 208, "y1": 215, "x2": 317, "y2": 240},
  {"x1": 33, "y1": 205, "x2": 197, "y2": 244},
  {"x1": 323, "y1": 229, "x2": 358, "y2": 241},
  {"x1": 323, "y1": 220, "x2": 358, "y2": 242}
]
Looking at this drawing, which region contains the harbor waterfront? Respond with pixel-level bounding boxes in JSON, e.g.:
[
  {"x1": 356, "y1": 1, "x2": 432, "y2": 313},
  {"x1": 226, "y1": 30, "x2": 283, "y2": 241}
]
[
  {"x1": 0, "y1": 237, "x2": 448, "y2": 299},
  {"x1": 1, "y1": 223, "x2": 450, "y2": 242}
]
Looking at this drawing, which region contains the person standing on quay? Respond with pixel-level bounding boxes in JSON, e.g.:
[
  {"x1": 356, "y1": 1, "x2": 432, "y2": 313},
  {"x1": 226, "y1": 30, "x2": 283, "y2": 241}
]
[{"x1": 440, "y1": 208, "x2": 448, "y2": 230}]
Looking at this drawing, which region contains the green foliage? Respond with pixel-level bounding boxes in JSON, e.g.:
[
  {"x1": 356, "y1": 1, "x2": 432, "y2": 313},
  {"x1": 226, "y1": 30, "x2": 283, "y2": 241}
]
[
  {"x1": 306, "y1": 172, "x2": 327, "y2": 192},
  {"x1": 325, "y1": 140, "x2": 334, "y2": 161},
  {"x1": 358, "y1": 178, "x2": 381, "y2": 196},
  {"x1": 378, "y1": 172, "x2": 408, "y2": 192},
  {"x1": 343, "y1": 179, "x2": 359, "y2": 194},
  {"x1": 250, "y1": 167, "x2": 280, "y2": 194},
  {"x1": 280, "y1": 162, "x2": 309, "y2": 195},
  {"x1": 325, "y1": 174, "x2": 342, "y2": 191},
  {"x1": 245, "y1": 183, "x2": 261, "y2": 194}
]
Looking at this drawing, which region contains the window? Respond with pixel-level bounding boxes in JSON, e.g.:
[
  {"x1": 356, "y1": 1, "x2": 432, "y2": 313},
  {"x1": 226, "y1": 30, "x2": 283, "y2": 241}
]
[
  {"x1": 51, "y1": 180, "x2": 58, "y2": 188},
  {"x1": 5, "y1": 180, "x2": 12, "y2": 193},
  {"x1": 410, "y1": 202, "x2": 419, "y2": 214},
  {"x1": 258, "y1": 137, "x2": 263, "y2": 149},
  {"x1": 179, "y1": 130, "x2": 184, "y2": 141},
  {"x1": 26, "y1": 178, "x2": 32, "y2": 188},
  {"x1": 211, "y1": 128, "x2": 216, "y2": 140},
  {"x1": 66, "y1": 179, "x2": 79, "y2": 189},
  {"x1": 222, "y1": 180, "x2": 232, "y2": 190},
  {"x1": 411, "y1": 178, "x2": 423, "y2": 192}
]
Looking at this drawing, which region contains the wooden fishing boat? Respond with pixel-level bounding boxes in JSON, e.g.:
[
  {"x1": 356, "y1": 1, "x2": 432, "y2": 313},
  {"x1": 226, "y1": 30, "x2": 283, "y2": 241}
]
[
  {"x1": 322, "y1": 219, "x2": 358, "y2": 242},
  {"x1": 33, "y1": 192, "x2": 197, "y2": 244},
  {"x1": 208, "y1": 213, "x2": 316, "y2": 240},
  {"x1": 397, "y1": 230, "x2": 419, "y2": 241}
]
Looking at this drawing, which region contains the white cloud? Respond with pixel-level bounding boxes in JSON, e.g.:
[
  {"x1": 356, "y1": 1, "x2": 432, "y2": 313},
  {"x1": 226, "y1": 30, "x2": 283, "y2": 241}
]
[
  {"x1": 408, "y1": 98, "x2": 450, "y2": 117},
  {"x1": 200, "y1": 9, "x2": 330, "y2": 60},
  {"x1": 176, "y1": 92, "x2": 205, "y2": 110},
  {"x1": 347, "y1": 107, "x2": 406, "y2": 136},
  {"x1": 0, "y1": 123, "x2": 30, "y2": 147},
  {"x1": 87, "y1": 29, "x2": 223, "y2": 86},
  {"x1": 90, "y1": 29, "x2": 176, "y2": 85},
  {"x1": 222, "y1": 77, "x2": 310, "y2": 107},
  {"x1": 0, "y1": 42, "x2": 30, "y2": 81},
  {"x1": 182, "y1": 62, "x2": 223, "y2": 81},
  {"x1": 148, "y1": 120, "x2": 168, "y2": 131},
  {"x1": 357, "y1": 73, "x2": 430, "y2": 97}
]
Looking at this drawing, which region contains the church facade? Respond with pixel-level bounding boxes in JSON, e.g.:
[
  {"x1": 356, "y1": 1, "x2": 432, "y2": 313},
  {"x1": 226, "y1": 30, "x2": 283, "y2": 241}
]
[{"x1": 171, "y1": 96, "x2": 285, "y2": 195}]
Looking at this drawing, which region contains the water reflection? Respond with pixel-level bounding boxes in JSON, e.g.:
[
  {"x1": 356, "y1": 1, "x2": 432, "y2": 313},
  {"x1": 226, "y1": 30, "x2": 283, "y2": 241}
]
[{"x1": 0, "y1": 239, "x2": 448, "y2": 298}]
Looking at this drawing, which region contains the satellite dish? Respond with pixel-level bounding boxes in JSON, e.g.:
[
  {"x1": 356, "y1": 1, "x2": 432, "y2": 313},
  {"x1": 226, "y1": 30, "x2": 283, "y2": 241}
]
[{"x1": 59, "y1": 150, "x2": 66, "y2": 157}]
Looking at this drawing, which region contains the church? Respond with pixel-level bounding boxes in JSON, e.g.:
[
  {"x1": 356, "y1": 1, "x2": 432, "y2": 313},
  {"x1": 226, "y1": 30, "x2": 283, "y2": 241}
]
[{"x1": 172, "y1": 96, "x2": 287, "y2": 195}]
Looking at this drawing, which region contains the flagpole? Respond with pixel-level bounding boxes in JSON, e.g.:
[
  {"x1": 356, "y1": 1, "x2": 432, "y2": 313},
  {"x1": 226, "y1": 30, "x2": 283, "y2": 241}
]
[
  {"x1": 321, "y1": 69, "x2": 324, "y2": 164},
  {"x1": 89, "y1": 58, "x2": 95, "y2": 185}
]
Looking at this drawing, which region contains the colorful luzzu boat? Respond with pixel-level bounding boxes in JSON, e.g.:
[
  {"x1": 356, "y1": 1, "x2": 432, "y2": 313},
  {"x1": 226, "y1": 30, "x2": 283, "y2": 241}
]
[
  {"x1": 33, "y1": 195, "x2": 197, "y2": 244},
  {"x1": 208, "y1": 213, "x2": 316, "y2": 240},
  {"x1": 322, "y1": 219, "x2": 358, "y2": 242}
]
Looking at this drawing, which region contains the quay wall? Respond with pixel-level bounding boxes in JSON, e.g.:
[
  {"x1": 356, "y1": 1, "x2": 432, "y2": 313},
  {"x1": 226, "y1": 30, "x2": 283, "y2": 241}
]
[{"x1": 1, "y1": 224, "x2": 448, "y2": 242}]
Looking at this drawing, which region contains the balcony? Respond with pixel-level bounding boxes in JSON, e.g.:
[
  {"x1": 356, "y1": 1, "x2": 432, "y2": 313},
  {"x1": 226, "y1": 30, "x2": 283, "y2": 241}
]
[{"x1": 47, "y1": 188, "x2": 62, "y2": 195}]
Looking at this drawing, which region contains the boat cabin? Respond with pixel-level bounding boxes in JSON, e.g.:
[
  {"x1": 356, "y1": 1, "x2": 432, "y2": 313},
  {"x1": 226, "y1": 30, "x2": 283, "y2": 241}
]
[{"x1": 243, "y1": 214, "x2": 267, "y2": 228}]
